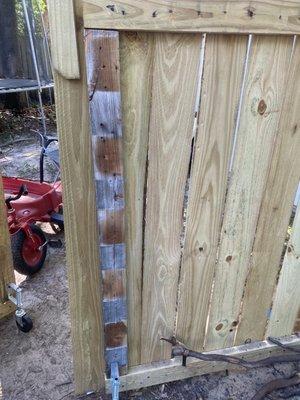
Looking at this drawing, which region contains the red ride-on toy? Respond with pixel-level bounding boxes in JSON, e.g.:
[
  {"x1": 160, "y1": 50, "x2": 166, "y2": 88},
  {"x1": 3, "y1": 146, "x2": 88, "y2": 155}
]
[{"x1": 3, "y1": 136, "x2": 63, "y2": 275}]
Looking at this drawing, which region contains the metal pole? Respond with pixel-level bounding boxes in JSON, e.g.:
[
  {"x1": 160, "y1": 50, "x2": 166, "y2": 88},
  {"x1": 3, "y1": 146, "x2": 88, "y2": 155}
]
[
  {"x1": 22, "y1": 0, "x2": 42, "y2": 89},
  {"x1": 21, "y1": 0, "x2": 47, "y2": 141},
  {"x1": 35, "y1": 0, "x2": 54, "y2": 103}
]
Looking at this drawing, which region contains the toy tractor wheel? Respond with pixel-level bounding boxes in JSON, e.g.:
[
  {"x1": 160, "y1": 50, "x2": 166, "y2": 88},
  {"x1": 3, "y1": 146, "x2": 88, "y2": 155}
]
[
  {"x1": 50, "y1": 222, "x2": 64, "y2": 234},
  {"x1": 50, "y1": 207, "x2": 64, "y2": 234},
  {"x1": 11, "y1": 225, "x2": 47, "y2": 275},
  {"x1": 16, "y1": 314, "x2": 33, "y2": 333}
]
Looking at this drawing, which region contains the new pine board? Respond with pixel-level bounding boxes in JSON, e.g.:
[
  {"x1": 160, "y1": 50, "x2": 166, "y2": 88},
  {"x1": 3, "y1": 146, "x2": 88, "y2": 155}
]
[
  {"x1": 47, "y1": 0, "x2": 80, "y2": 79},
  {"x1": 205, "y1": 35, "x2": 293, "y2": 351},
  {"x1": 0, "y1": 176, "x2": 14, "y2": 304},
  {"x1": 236, "y1": 38, "x2": 300, "y2": 345},
  {"x1": 141, "y1": 33, "x2": 202, "y2": 364},
  {"x1": 107, "y1": 335, "x2": 300, "y2": 393},
  {"x1": 176, "y1": 34, "x2": 247, "y2": 351},
  {"x1": 83, "y1": 0, "x2": 300, "y2": 35},
  {"x1": 49, "y1": 0, "x2": 105, "y2": 394},
  {"x1": 119, "y1": 32, "x2": 154, "y2": 367},
  {"x1": 267, "y1": 204, "x2": 300, "y2": 336}
]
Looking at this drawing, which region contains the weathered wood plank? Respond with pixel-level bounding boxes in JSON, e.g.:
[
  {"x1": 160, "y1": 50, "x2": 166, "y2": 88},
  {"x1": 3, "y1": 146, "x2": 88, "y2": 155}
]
[
  {"x1": 0, "y1": 301, "x2": 15, "y2": 320},
  {"x1": 141, "y1": 33, "x2": 202, "y2": 364},
  {"x1": 267, "y1": 204, "x2": 300, "y2": 336},
  {"x1": 47, "y1": 0, "x2": 80, "y2": 79},
  {"x1": 176, "y1": 34, "x2": 247, "y2": 352},
  {"x1": 50, "y1": 0, "x2": 105, "y2": 394},
  {"x1": 106, "y1": 335, "x2": 300, "y2": 393},
  {"x1": 83, "y1": 0, "x2": 300, "y2": 35},
  {"x1": 236, "y1": 39, "x2": 300, "y2": 345},
  {"x1": 119, "y1": 32, "x2": 154, "y2": 367},
  {"x1": 0, "y1": 176, "x2": 15, "y2": 307},
  {"x1": 85, "y1": 29, "x2": 128, "y2": 370},
  {"x1": 205, "y1": 35, "x2": 293, "y2": 351}
]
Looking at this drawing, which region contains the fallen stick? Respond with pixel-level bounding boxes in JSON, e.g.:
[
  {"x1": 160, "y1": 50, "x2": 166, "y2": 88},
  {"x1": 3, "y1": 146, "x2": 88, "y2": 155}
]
[
  {"x1": 161, "y1": 336, "x2": 300, "y2": 369},
  {"x1": 251, "y1": 373, "x2": 300, "y2": 400}
]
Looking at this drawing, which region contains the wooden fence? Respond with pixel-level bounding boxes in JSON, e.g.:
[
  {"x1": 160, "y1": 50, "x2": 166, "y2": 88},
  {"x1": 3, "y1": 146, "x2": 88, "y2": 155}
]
[
  {"x1": 47, "y1": 0, "x2": 300, "y2": 395},
  {"x1": 0, "y1": 177, "x2": 15, "y2": 320}
]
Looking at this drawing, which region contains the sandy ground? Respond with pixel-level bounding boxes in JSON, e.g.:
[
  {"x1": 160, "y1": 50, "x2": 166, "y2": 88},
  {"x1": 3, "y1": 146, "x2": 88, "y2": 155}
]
[{"x1": 0, "y1": 135, "x2": 300, "y2": 400}]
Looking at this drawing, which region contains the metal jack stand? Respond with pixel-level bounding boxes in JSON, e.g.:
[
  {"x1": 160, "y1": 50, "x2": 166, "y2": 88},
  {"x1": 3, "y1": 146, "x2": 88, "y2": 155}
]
[
  {"x1": 110, "y1": 362, "x2": 120, "y2": 400},
  {"x1": 7, "y1": 283, "x2": 33, "y2": 333}
]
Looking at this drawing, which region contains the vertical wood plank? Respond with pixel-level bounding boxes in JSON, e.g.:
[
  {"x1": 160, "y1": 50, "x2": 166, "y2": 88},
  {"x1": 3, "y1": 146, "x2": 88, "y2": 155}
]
[
  {"x1": 236, "y1": 39, "x2": 300, "y2": 345},
  {"x1": 0, "y1": 176, "x2": 15, "y2": 305},
  {"x1": 119, "y1": 32, "x2": 154, "y2": 367},
  {"x1": 141, "y1": 33, "x2": 202, "y2": 364},
  {"x1": 49, "y1": 0, "x2": 105, "y2": 394},
  {"x1": 267, "y1": 204, "x2": 300, "y2": 336},
  {"x1": 47, "y1": 0, "x2": 80, "y2": 79},
  {"x1": 205, "y1": 35, "x2": 293, "y2": 351},
  {"x1": 85, "y1": 29, "x2": 128, "y2": 370},
  {"x1": 176, "y1": 34, "x2": 247, "y2": 351}
]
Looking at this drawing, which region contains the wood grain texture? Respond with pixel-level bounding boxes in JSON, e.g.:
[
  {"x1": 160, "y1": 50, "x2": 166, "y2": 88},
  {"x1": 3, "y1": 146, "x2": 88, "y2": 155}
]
[
  {"x1": 176, "y1": 34, "x2": 247, "y2": 352},
  {"x1": 119, "y1": 32, "x2": 154, "y2": 367},
  {"x1": 205, "y1": 35, "x2": 293, "y2": 351},
  {"x1": 0, "y1": 301, "x2": 15, "y2": 320},
  {"x1": 236, "y1": 39, "x2": 300, "y2": 345},
  {"x1": 47, "y1": 0, "x2": 80, "y2": 79},
  {"x1": 267, "y1": 205, "x2": 300, "y2": 336},
  {"x1": 83, "y1": 0, "x2": 300, "y2": 35},
  {"x1": 50, "y1": 1, "x2": 105, "y2": 394},
  {"x1": 0, "y1": 176, "x2": 15, "y2": 306},
  {"x1": 106, "y1": 335, "x2": 300, "y2": 393},
  {"x1": 85, "y1": 29, "x2": 128, "y2": 367},
  {"x1": 141, "y1": 33, "x2": 202, "y2": 364}
]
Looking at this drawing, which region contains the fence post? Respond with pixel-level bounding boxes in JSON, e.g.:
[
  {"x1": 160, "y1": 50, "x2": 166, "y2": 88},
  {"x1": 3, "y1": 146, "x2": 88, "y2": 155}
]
[
  {"x1": 47, "y1": 0, "x2": 105, "y2": 394},
  {"x1": 0, "y1": 176, "x2": 15, "y2": 319}
]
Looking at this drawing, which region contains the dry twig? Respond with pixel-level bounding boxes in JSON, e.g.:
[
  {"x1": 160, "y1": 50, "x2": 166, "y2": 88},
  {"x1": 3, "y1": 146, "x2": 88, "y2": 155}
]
[
  {"x1": 161, "y1": 336, "x2": 300, "y2": 369},
  {"x1": 251, "y1": 373, "x2": 300, "y2": 400}
]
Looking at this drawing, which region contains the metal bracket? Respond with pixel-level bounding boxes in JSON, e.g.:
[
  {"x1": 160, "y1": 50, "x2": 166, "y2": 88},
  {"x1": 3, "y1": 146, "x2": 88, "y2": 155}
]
[
  {"x1": 7, "y1": 283, "x2": 23, "y2": 309},
  {"x1": 7, "y1": 283, "x2": 26, "y2": 318},
  {"x1": 110, "y1": 362, "x2": 120, "y2": 400},
  {"x1": 7, "y1": 283, "x2": 26, "y2": 320}
]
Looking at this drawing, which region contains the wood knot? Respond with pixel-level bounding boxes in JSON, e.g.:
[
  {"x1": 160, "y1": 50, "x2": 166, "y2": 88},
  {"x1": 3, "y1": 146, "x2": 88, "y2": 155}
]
[
  {"x1": 216, "y1": 323, "x2": 223, "y2": 331},
  {"x1": 226, "y1": 255, "x2": 232, "y2": 263},
  {"x1": 247, "y1": 7, "x2": 255, "y2": 18},
  {"x1": 258, "y1": 99, "x2": 267, "y2": 115},
  {"x1": 293, "y1": 124, "x2": 298, "y2": 135},
  {"x1": 106, "y1": 4, "x2": 115, "y2": 12}
]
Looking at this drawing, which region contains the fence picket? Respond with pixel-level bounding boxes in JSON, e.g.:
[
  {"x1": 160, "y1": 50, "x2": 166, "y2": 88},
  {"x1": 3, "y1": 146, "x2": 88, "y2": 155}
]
[
  {"x1": 267, "y1": 204, "x2": 300, "y2": 336},
  {"x1": 176, "y1": 34, "x2": 247, "y2": 350},
  {"x1": 205, "y1": 35, "x2": 293, "y2": 351},
  {"x1": 236, "y1": 39, "x2": 300, "y2": 344},
  {"x1": 141, "y1": 33, "x2": 202, "y2": 363},
  {"x1": 119, "y1": 32, "x2": 154, "y2": 367}
]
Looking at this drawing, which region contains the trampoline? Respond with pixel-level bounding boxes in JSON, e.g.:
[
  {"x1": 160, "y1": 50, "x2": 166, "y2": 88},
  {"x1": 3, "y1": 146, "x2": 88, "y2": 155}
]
[{"x1": 0, "y1": 78, "x2": 53, "y2": 94}]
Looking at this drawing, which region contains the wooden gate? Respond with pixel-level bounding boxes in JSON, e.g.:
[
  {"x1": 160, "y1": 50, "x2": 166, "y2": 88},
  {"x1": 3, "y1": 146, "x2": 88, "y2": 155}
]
[
  {"x1": 0, "y1": 176, "x2": 15, "y2": 319},
  {"x1": 48, "y1": 0, "x2": 300, "y2": 395}
]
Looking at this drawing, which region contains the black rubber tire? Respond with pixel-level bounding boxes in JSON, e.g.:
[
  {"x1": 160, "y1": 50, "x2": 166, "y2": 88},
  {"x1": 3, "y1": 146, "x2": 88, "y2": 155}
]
[
  {"x1": 11, "y1": 225, "x2": 47, "y2": 275},
  {"x1": 50, "y1": 207, "x2": 64, "y2": 234},
  {"x1": 50, "y1": 221, "x2": 64, "y2": 234},
  {"x1": 16, "y1": 314, "x2": 33, "y2": 333}
]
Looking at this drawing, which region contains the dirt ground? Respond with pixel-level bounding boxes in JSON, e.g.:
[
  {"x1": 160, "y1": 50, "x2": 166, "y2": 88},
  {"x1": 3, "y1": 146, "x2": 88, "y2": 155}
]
[{"x1": 0, "y1": 134, "x2": 300, "y2": 400}]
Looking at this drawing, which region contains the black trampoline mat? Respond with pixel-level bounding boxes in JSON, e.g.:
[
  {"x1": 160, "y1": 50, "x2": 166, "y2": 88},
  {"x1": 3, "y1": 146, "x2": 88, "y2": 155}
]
[{"x1": 0, "y1": 78, "x2": 53, "y2": 92}]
